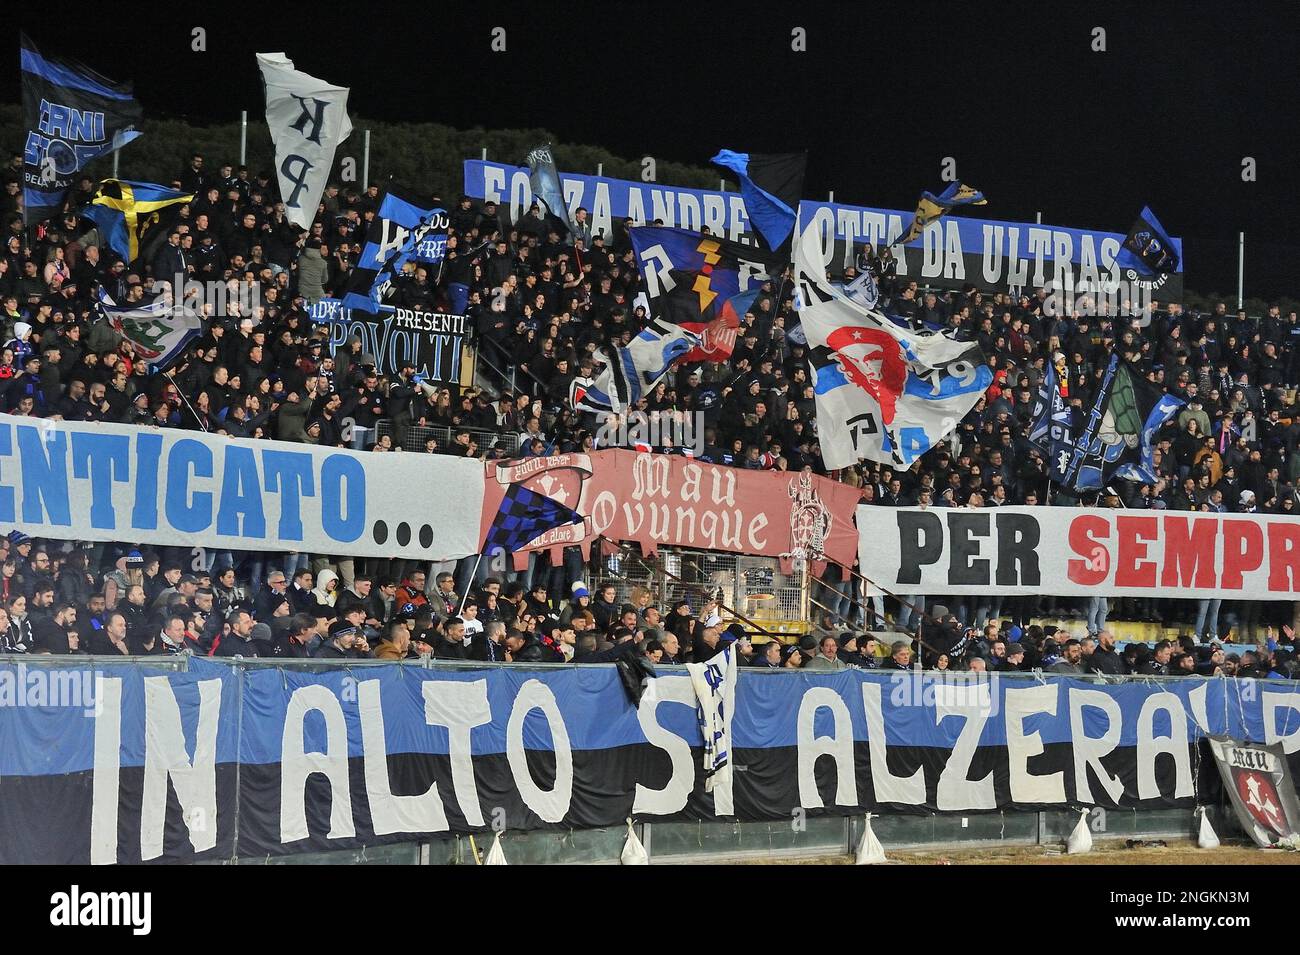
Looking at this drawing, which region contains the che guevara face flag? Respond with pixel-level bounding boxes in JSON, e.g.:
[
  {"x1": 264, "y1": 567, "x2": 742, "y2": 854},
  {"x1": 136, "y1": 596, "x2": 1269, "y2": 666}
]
[{"x1": 793, "y1": 225, "x2": 991, "y2": 468}]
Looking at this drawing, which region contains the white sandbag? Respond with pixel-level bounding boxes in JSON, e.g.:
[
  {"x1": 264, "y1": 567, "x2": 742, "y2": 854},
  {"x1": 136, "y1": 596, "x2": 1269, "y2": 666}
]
[
  {"x1": 1066, "y1": 808, "x2": 1093, "y2": 854},
  {"x1": 1197, "y1": 807, "x2": 1221, "y2": 849},
  {"x1": 854, "y1": 814, "x2": 887, "y2": 864},
  {"x1": 621, "y1": 820, "x2": 649, "y2": 865},
  {"x1": 484, "y1": 831, "x2": 508, "y2": 865}
]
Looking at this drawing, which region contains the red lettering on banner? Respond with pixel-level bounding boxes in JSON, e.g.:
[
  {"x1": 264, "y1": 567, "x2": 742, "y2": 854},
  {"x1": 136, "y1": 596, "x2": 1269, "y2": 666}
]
[
  {"x1": 1066, "y1": 514, "x2": 1109, "y2": 585},
  {"x1": 1221, "y1": 520, "x2": 1265, "y2": 590},
  {"x1": 1115, "y1": 515, "x2": 1158, "y2": 588},
  {"x1": 1160, "y1": 515, "x2": 1218, "y2": 589},
  {"x1": 1267, "y1": 522, "x2": 1300, "y2": 593}
]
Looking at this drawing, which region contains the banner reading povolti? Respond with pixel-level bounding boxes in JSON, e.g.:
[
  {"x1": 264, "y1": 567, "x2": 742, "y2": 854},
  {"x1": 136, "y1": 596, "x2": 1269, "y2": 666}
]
[{"x1": 857, "y1": 505, "x2": 1300, "y2": 600}]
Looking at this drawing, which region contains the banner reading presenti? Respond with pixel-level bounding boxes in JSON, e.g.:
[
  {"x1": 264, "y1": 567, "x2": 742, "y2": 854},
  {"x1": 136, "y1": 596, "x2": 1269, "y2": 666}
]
[
  {"x1": 857, "y1": 505, "x2": 1300, "y2": 600},
  {"x1": 0, "y1": 414, "x2": 482, "y2": 560}
]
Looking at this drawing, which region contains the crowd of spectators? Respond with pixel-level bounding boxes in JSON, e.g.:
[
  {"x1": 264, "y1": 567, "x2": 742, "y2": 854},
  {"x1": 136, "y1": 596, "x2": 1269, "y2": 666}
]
[{"x1": 0, "y1": 147, "x2": 1298, "y2": 659}]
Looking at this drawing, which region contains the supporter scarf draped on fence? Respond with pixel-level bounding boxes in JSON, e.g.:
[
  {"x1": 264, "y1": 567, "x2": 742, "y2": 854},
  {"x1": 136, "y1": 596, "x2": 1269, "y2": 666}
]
[
  {"x1": 856, "y1": 505, "x2": 1300, "y2": 600},
  {"x1": 256, "y1": 52, "x2": 352, "y2": 230},
  {"x1": 5, "y1": 658, "x2": 1300, "y2": 864},
  {"x1": 794, "y1": 226, "x2": 992, "y2": 468},
  {"x1": 0, "y1": 413, "x2": 483, "y2": 561},
  {"x1": 478, "y1": 450, "x2": 861, "y2": 574}
]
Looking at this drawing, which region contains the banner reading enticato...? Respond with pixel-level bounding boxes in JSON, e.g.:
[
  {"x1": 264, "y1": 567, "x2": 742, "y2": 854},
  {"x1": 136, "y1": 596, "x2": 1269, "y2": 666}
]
[
  {"x1": 857, "y1": 505, "x2": 1300, "y2": 600},
  {"x1": 0, "y1": 413, "x2": 482, "y2": 560}
]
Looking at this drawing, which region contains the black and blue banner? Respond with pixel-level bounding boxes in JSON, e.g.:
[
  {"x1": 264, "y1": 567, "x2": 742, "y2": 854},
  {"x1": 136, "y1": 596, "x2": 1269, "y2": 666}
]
[
  {"x1": 1056, "y1": 354, "x2": 1183, "y2": 491},
  {"x1": 341, "y1": 187, "x2": 448, "y2": 313},
  {"x1": 2, "y1": 657, "x2": 1297, "y2": 863},
  {"x1": 20, "y1": 33, "x2": 143, "y2": 225}
]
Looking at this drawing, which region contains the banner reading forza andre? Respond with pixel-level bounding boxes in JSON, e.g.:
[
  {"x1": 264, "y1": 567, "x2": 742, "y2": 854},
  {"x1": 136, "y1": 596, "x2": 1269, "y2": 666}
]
[
  {"x1": 857, "y1": 505, "x2": 1300, "y2": 600},
  {"x1": 0, "y1": 413, "x2": 482, "y2": 561},
  {"x1": 464, "y1": 160, "x2": 1184, "y2": 299}
]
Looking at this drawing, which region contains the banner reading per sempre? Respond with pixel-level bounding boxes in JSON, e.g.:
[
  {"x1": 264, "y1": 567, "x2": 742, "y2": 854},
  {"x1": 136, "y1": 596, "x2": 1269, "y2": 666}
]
[
  {"x1": 0, "y1": 413, "x2": 482, "y2": 560},
  {"x1": 857, "y1": 505, "x2": 1300, "y2": 601}
]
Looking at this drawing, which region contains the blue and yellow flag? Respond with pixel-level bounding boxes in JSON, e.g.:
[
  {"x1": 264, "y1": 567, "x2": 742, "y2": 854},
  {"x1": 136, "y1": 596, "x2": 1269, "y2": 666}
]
[
  {"x1": 81, "y1": 179, "x2": 193, "y2": 263},
  {"x1": 895, "y1": 182, "x2": 986, "y2": 246}
]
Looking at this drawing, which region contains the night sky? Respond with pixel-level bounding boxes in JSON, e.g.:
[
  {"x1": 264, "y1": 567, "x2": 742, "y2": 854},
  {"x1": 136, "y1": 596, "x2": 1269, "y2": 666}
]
[{"x1": 9, "y1": 0, "x2": 1300, "y2": 298}]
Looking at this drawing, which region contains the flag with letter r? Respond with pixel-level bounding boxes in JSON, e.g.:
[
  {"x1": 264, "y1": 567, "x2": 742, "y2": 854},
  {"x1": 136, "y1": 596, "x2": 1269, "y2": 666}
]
[{"x1": 257, "y1": 52, "x2": 353, "y2": 230}]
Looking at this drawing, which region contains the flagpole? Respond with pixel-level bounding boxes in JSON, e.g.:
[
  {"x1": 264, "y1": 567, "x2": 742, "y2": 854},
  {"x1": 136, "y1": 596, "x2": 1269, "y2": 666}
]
[
  {"x1": 456, "y1": 552, "x2": 484, "y2": 615},
  {"x1": 163, "y1": 370, "x2": 208, "y2": 433}
]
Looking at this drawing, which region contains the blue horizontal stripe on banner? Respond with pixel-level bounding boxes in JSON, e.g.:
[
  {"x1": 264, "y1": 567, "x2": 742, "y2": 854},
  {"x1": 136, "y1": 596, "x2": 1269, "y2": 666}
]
[{"x1": 2, "y1": 661, "x2": 1298, "y2": 776}]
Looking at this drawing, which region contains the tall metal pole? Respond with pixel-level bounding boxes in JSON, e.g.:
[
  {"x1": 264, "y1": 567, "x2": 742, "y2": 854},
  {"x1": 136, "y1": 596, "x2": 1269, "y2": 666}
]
[
  {"x1": 362, "y1": 129, "x2": 371, "y2": 191},
  {"x1": 828, "y1": 191, "x2": 834, "y2": 203},
  {"x1": 239, "y1": 110, "x2": 247, "y2": 166},
  {"x1": 596, "y1": 162, "x2": 603, "y2": 177},
  {"x1": 481, "y1": 146, "x2": 487, "y2": 161},
  {"x1": 1237, "y1": 231, "x2": 1245, "y2": 310},
  {"x1": 1036, "y1": 211, "x2": 1042, "y2": 224},
  {"x1": 112, "y1": 151, "x2": 119, "y2": 179}
]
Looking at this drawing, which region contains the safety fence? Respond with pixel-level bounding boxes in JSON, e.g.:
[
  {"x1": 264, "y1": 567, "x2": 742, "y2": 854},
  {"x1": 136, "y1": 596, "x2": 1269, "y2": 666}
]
[
  {"x1": 591, "y1": 547, "x2": 812, "y2": 636},
  {"x1": 374, "y1": 419, "x2": 522, "y2": 456}
]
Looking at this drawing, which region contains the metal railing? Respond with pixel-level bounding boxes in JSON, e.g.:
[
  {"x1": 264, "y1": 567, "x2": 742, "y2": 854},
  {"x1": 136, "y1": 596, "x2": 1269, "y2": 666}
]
[{"x1": 374, "y1": 420, "x2": 521, "y2": 455}]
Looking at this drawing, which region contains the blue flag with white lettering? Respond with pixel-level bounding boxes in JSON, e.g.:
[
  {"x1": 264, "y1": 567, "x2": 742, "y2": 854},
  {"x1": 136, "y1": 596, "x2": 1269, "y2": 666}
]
[{"x1": 21, "y1": 33, "x2": 143, "y2": 225}]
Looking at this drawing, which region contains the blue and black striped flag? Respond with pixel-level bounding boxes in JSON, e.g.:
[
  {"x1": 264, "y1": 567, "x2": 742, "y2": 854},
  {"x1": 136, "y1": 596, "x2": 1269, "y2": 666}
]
[
  {"x1": 482, "y1": 483, "x2": 584, "y2": 555},
  {"x1": 710, "y1": 150, "x2": 806, "y2": 251},
  {"x1": 20, "y1": 33, "x2": 143, "y2": 225}
]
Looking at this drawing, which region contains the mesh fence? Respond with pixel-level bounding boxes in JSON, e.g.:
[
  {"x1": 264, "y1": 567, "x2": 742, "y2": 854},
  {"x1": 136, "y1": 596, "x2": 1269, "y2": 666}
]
[{"x1": 374, "y1": 420, "x2": 521, "y2": 456}]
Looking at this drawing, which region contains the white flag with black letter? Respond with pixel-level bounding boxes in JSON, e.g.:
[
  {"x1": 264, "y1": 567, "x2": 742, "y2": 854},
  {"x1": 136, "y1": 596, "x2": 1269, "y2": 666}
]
[
  {"x1": 685, "y1": 644, "x2": 737, "y2": 815},
  {"x1": 794, "y1": 226, "x2": 992, "y2": 468},
  {"x1": 256, "y1": 52, "x2": 353, "y2": 230}
]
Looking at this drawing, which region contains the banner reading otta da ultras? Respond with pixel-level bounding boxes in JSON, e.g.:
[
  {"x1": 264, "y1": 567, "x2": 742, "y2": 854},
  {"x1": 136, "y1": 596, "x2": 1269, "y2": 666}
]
[{"x1": 857, "y1": 505, "x2": 1300, "y2": 601}]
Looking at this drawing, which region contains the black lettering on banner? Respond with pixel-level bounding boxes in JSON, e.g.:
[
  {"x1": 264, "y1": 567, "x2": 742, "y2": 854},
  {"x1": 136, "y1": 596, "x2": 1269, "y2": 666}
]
[
  {"x1": 846, "y1": 411, "x2": 877, "y2": 452},
  {"x1": 897, "y1": 511, "x2": 943, "y2": 584},
  {"x1": 947, "y1": 511, "x2": 991, "y2": 585},
  {"x1": 996, "y1": 512, "x2": 1042, "y2": 586},
  {"x1": 280, "y1": 155, "x2": 314, "y2": 208},
  {"x1": 288, "y1": 94, "x2": 327, "y2": 143}
]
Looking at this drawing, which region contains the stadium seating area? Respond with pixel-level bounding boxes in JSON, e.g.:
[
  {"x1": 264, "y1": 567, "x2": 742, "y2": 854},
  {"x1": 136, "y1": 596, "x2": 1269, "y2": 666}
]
[{"x1": 1, "y1": 150, "x2": 1298, "y2": 678}]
